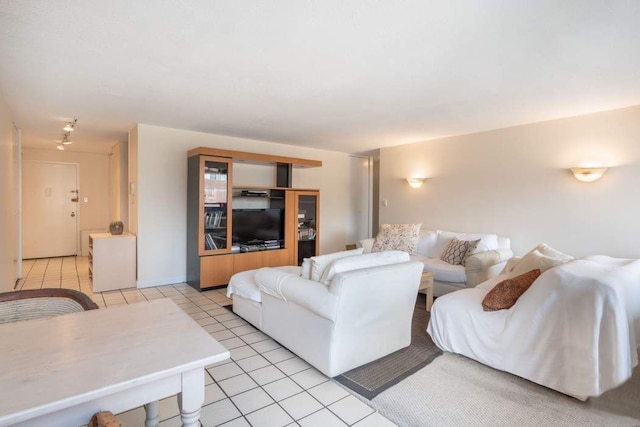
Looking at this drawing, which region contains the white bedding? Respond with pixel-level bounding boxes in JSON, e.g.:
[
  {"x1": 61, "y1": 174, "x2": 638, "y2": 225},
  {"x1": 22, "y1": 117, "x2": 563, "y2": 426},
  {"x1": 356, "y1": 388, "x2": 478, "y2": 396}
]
[{"x1": 427, "y1": 256, "x2": 640, "y2": 399}]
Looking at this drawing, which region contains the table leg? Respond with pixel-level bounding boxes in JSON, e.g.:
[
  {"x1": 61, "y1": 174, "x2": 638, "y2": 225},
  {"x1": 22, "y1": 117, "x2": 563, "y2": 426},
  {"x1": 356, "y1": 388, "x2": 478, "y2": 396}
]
[
  {"x1": 426, "y1": 283, "x2": 434, "y2": 312},
  {"x1": 144, "y1": 401, "x2": 159, "y2": 427},
  {"x1": 178, "y1": 368, "x2": 205, "y2": 427}
]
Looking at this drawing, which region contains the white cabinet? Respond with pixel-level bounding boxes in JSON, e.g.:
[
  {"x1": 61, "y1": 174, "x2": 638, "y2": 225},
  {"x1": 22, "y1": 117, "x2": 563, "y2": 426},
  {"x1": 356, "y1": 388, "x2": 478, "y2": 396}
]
[{"x1": 88, "y1": 233, "x2": 137, "y2": 292}]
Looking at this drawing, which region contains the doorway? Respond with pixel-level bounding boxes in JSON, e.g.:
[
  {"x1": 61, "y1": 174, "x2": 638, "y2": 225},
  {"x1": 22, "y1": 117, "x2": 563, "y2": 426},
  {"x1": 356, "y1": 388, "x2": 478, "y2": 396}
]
[
  {"x1": 348, "y1": 155, "x2": 373, "y2": 242},
  {"x1": 22, "y1": 161, "x2": 79, "y2": 258}
]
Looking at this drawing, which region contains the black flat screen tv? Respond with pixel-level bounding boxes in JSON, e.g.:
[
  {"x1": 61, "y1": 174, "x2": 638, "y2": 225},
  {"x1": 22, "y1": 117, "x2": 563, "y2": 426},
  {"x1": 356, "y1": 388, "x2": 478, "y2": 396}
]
[{"x1": 232, "y1": 208, "x2": 284, "y2": 245}]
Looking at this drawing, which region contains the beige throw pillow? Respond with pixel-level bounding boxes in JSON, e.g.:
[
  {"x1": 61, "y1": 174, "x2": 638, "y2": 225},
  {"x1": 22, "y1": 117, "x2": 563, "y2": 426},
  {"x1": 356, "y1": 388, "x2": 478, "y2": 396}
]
[
  {"x1": 509, "y1": 244, "x2": 574, "y2": 277},
  {"x1": 462, "y1": 239, "x2": 481, "y2": 266},
  {"x1": 371, "y1": 223, "x2": 421, "y2": 254},
  {"x1": 440, "y1": 238, "x2": 469, "y2": 265}
]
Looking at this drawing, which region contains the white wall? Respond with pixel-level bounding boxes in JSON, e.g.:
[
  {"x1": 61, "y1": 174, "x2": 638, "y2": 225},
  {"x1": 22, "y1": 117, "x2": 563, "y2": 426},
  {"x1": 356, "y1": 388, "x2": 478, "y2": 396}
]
[
  {"x1": 134, "y1": 124, "x2": 352, "y2": 287},
  {"x1": 347, "y1": 155, "x2": 372, "y2": 242},
  {"x1": 109, "y1": 141, "x2": 129, "y2": 229},
  {"x1": 380, "y1": 105, "x2": 640, "y2": 258},
  {"x1": 0, "y1": 94, "x2": 18, "y2": 291}
]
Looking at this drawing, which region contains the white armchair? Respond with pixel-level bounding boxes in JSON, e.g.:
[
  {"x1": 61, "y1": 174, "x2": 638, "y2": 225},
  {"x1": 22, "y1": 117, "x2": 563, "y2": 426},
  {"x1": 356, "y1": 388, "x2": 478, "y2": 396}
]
[{"x1": 255, "y1": 260, "x2": 424, "y2": 377}]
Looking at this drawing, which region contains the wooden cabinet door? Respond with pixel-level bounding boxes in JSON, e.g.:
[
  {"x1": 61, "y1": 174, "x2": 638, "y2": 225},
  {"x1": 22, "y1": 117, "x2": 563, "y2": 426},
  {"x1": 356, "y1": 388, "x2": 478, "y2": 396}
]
[
  {"x1": 201, "y1": 255, "x2": 234, "y2": 288},
  {"x1": 199, "y1": 156, "x2": 233, "y2": 256},
  {"x1": 293, "y1": 191, "x2": 320, "y2": 265}
]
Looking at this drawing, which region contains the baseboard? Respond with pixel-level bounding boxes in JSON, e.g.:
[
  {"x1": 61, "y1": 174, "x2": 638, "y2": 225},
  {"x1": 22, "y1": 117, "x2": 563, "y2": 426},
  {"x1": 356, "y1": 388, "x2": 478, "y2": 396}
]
[{"x1": 136, "y1": 276, "x2": 187, "y2": 288}]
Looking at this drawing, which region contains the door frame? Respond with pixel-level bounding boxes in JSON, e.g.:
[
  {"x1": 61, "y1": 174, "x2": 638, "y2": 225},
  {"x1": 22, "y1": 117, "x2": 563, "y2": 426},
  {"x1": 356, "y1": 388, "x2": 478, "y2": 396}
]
[
  {"x1": 14, "y1": 126, "x2": 22, "y2": 283},
  {"x1": 22, "y1": 160, "x2": 81, "y2": 258}
]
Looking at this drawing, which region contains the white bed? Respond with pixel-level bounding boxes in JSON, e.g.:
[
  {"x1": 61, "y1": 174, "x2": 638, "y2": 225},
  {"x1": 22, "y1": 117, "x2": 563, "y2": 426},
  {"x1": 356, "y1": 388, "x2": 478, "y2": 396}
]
[{"x1": 427, "y1": 255, "x2": 640, "y2": 399}]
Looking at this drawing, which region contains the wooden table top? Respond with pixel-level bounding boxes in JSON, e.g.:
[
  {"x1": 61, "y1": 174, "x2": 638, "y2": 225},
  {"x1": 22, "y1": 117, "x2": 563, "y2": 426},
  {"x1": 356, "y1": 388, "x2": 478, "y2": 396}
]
[{"x1": 0, "y1": 298, "x2": 229, "y2": 425}]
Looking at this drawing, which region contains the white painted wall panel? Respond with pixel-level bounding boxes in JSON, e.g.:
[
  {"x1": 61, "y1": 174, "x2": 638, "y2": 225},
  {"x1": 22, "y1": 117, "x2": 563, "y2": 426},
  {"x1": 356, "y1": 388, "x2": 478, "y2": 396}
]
[{"x1": 379, "y1": 105, "x2": 640, "y2": 258}]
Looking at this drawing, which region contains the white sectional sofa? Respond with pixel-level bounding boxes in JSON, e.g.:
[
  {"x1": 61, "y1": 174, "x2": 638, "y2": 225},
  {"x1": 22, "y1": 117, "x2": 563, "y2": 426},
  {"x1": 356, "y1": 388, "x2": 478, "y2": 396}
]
[
  {"x1": 358, "y1": 230, "x2": 513, "y2": 296},
  {"x1": 227, "y1": 250, "x2": 424, "y2": 377}
]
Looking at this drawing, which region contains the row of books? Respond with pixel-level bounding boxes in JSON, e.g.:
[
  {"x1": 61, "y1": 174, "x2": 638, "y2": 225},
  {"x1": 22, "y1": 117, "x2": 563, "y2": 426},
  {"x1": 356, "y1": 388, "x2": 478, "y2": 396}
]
[
  {"x1": 298, "y1": 228, "x2": 316, "y2": 240},
  {"x1": 204, "y1": 211, "x2": 225, "y2": 228},
  {"x1": 205, "y1": 233, "x2": 226, "y2": 250}
]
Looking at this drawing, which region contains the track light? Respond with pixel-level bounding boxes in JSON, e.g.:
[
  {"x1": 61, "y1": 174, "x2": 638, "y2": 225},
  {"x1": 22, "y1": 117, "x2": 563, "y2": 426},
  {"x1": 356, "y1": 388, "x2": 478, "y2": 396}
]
[
  {"x1": 56, "y1": 118, "x2": 78, "y2": 150},
  {"x1": 63, "y1": 118, "x2": 78, "y2": 132}
]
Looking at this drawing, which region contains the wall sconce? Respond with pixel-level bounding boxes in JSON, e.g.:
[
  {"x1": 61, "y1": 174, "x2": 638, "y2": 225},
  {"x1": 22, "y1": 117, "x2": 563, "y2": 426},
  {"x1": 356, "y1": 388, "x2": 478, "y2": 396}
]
[
  {"x1": 570, "y1": 167, "x2": 607, "y2": 183},
  {"x1": 406, "y1": 177, "x2": 426, "y2": 188}
]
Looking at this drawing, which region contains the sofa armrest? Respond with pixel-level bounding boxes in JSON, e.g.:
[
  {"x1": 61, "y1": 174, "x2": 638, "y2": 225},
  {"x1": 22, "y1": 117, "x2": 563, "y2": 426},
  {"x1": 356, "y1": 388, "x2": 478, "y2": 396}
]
[
  {"x1": 356, "y1": 238, "x2": 375, "y2": 254},
  {"x1": 254, "y1": 268, "x2": 338, "y2": 321},
  {"x1": 465, "y1": 248, "x2": 514, "y2": 287}
]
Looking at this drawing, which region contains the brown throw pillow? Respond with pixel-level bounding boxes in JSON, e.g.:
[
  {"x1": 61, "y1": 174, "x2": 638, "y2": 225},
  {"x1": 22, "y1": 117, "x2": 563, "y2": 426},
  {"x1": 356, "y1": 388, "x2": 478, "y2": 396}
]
[{"x1": 481, "y1": 269, "x2": 541, "y2": 311}]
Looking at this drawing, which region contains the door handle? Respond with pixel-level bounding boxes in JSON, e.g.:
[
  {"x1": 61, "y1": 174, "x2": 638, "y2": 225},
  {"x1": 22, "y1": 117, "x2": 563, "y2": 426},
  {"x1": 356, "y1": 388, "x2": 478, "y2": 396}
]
[
  {"x1": 71, "y1": 198, "x2": 79, "y2": 202},
  {"x1": 71, "y1": 212, "x2": 76, "y2": 217}
]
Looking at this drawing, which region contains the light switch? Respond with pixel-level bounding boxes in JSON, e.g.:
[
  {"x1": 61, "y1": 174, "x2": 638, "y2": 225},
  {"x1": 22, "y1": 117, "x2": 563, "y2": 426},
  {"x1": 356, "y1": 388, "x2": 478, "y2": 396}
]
[
  {"x1": 83, "y1": 197, "x2": 89, "y2": 203},
  {"x1": 383, "y1": 199, "x2": 388, "y2": 207}
]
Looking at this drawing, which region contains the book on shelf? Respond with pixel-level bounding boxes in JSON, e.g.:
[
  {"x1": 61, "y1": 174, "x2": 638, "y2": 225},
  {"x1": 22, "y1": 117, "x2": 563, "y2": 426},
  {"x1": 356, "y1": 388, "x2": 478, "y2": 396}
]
[
  {"x1": 205, "y1": 233, "x2": 217, "y2": 250},
  {"x1": 204, "y1": 211, "x2": 225, "y2": 228},
  {"x1": 298, "y1": 228, "x2": 316, "y2": 240}
]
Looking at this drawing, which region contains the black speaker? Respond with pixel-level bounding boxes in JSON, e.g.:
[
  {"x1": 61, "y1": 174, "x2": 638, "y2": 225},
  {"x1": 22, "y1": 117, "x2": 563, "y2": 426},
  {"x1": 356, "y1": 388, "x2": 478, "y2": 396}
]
[{"x1": 276, "y1": 163, "x2": 292, "y2": 188}]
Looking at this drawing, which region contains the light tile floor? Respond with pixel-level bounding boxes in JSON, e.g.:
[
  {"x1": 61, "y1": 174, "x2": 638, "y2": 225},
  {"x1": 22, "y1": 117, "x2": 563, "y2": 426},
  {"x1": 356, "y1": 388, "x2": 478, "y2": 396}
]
[{"x1": 17, "y1": 257, "x2": 397, "y2": 427}]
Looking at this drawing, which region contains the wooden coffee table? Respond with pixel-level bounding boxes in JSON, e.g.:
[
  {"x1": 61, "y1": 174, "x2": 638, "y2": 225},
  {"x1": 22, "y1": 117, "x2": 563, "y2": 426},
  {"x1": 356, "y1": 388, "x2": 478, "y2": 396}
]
[
  {"x1": 419, "y1": 271, "x2": 435, "y2": 312},
  {"x1": 0, "y1": 298, "x2": 230, "y2": 427}
]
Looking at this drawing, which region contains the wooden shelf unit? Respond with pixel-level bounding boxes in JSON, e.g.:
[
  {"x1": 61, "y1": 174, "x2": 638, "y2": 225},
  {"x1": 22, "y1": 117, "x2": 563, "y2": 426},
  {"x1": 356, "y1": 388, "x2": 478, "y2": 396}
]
[{"x1": 187, "y1": 148, "x2": 321, "y2": 290}]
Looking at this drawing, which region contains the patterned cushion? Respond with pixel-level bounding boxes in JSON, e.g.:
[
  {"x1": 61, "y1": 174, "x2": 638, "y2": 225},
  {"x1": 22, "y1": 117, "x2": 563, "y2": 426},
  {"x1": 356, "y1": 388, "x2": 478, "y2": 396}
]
[
  {"x1": 371, "y1": 223, "x2": 421, "y2": 254},
  {"x1": 461, "y1": 239, "x2": 481, "y2": 266},
  {"x1": 481, "y1": 269, "x2": 541, "y2": 311},
  {"x1": 440, "y1": 238, "x2": 469, "y2": 265}
]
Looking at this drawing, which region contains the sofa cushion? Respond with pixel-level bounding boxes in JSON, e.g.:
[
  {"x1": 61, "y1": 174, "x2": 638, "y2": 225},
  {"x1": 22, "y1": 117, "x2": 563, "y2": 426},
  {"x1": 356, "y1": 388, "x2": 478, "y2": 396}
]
[
  {"x1": 416, "y1": 230, "x2": 439, "y2": 256},
  {"x1": 320, "y1": 250, "x2": 410, "y2": 284},
  {"x1": 440, "y1": 238, "x2": 469, "y2": 265},
  {"x1": 481, "y1": 269, "x2": 541, "y2": 311},
  {"x1": 459, "y1": 233, "x2": 499, "y2": 252},
  {"x1": 413, "y1": 255, "x2": 466, "y2": 283},
  {"x1": 432, "y1": 231, "x2": 458, "y2": 258},
  {"x1": 310, "y1": 248, "x2": 364, "y2": 282},
  {"x1": 509, "y1": 244, "x2": 573, "y2": 277},
  {"x1": 462, "y1": 239, "x2": 481, "y2": 266},
  {"x1": 371, "y1": 223, "x2": 421, "y2": 254},
  {"x1": 301, "y1": 258, "x2": 312, "y2": 279}
]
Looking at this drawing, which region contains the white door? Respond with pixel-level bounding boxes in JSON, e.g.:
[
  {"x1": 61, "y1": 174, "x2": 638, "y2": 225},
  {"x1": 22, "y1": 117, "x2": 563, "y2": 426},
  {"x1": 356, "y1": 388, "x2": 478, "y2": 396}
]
[{"x1": 22, "y1": 161, "x2": 79, "y2": 258}]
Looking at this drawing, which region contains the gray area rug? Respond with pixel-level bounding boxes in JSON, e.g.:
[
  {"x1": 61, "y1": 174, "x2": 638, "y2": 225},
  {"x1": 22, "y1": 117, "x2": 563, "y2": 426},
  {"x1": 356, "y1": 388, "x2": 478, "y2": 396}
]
[
  {"x1": 334, "y1": 295, "x2": 441, "y2": 399},
  {"x1": 370, "y1": 351, "x2": 640, "y2": 427}
]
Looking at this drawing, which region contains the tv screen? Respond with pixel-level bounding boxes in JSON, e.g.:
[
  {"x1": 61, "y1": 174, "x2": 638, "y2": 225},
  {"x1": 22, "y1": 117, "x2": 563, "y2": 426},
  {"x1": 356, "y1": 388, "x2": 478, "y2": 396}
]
[{"x1": 232, "y1": 209, "x2": 284, "y2": 245}]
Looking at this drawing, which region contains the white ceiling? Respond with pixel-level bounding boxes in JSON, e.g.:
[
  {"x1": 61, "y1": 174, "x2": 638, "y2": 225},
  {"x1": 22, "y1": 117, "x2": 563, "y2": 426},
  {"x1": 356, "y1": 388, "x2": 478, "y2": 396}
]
[{"x1": 1, "y1": 1, "x2": 640, "y2": 154}]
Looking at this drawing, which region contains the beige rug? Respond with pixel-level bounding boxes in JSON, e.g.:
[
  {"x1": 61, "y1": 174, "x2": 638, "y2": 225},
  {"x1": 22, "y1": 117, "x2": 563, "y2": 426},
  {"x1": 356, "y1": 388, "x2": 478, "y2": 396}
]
[{"x1": 370, "y1": 352, "x2": 640, "y2": 426}]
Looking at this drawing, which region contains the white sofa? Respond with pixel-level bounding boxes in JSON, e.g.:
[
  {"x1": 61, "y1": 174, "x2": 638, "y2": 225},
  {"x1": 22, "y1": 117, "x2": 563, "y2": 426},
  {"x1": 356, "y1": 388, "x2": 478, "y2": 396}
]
[
  {"x1": 358, "y1": 229, "x2": 513, "y2": 296},
  {"x1": 427, "y1": 247, "x2": 640, "y2": 399},
  {"x1": 227, "y1": 251, "x2": 424, "y2": 377}
]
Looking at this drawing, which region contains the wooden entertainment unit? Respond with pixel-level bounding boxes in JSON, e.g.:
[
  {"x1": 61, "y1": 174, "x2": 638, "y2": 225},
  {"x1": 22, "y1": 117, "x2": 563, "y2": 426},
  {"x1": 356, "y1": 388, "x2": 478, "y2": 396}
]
[{"x1": 186, "y1": 147, "x2": 321, "y2": 290}]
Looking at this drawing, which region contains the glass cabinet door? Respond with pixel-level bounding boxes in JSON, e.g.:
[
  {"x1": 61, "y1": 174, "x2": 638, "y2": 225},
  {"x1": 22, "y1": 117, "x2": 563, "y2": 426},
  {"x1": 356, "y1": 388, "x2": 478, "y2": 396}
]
[
  {"x1": 296, "y1": 191, "x2": 319, "y2": 265},
  {"x1": 201, "y1": 157, "x2": 231, "y2": 254}
]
